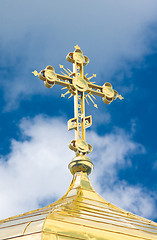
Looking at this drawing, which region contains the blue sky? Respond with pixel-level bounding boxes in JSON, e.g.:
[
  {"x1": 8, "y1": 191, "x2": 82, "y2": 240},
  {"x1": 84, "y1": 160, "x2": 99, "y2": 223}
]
[{"x1": 0, "y1": 0, "x2": 157, "y2": 222}]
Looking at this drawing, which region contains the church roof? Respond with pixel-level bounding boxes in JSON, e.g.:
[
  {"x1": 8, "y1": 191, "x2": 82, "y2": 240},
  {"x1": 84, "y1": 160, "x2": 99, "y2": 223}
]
[{"x1": 1, "y1": 171, "x2": 157, "y2": 240}]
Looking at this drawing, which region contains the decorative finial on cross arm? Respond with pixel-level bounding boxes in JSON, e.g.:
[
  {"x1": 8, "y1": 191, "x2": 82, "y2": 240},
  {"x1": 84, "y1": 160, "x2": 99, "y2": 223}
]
[
  {"x1": 33, "y1": 46, "x2": 123, "y2": 175},
  {"x1": 74, "y1": 45, "x2": 80, "y2": 50}
]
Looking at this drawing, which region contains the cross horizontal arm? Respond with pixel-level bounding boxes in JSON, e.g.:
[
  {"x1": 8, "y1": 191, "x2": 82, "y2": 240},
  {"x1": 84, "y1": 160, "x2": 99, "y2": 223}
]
[
  {"x1": 88, "y1": 83, "x2": 104, "y2": 97},
  {"x1": 33, "y1": 67, "x2": 123, "y2": 104},
  {"x1": 44, "y1": 73, "x2": 104, "y2": 97},
  {"x1": 56, "y1": 73, "x2": 72, "y2": 82}
]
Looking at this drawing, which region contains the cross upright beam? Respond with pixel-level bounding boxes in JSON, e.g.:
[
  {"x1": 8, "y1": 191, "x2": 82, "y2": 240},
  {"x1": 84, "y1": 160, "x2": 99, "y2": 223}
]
[{"x1": 33, "y1": 45, "x2": 123, "y2": 174}]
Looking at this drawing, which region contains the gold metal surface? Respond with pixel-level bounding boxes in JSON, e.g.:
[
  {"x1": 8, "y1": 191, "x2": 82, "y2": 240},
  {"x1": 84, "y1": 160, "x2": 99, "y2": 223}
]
[
  {"x1": 32, "y1": 46, "x2": 123, "y2": 175},
  {"x1": 73, "y1": 76, "x2": 89, "y2": 92},
  {"x1": 1, "y1": 172, "x2": 157, "y2": 240}
]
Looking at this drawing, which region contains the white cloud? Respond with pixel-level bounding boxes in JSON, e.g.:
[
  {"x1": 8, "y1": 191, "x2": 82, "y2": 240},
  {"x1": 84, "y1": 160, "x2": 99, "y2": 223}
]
[
  {"x1": 0, "y1": 115, "x2": 73, "y2": 219},
  {"x1": 0, "y1": 0, "x2": 157, "y2": 109},
  {"x1": 0, "y1": 115, "x2": 156, "y2": 220},
  {"x1": 89, "y1": 130, "x2": 157, "y2": 219},
  {"x1": 101, "y1": 183, "x2": 156, "y2": 219}
]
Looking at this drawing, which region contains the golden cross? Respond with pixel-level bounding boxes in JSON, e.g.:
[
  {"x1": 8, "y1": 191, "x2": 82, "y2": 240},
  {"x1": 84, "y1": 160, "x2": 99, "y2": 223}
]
[{"x1": 33, "y1": 46, "x2": 123, "y2": 159}]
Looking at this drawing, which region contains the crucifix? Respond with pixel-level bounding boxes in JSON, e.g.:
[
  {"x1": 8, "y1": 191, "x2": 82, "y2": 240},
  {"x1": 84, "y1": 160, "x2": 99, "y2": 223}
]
[{"x1": 33, "y1": 45, "x2": 123, "y2": 174}]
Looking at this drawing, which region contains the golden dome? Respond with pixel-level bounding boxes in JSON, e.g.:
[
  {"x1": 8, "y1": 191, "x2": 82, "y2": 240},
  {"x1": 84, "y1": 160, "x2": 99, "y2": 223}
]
[{"x1": 1, "y1": 171, "x2": 157, "y2": 240}]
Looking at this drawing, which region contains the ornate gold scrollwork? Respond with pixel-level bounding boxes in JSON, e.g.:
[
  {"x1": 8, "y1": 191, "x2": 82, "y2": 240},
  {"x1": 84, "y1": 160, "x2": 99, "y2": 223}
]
[
  {"x1": 68, "y1": 115, "x2": 92, "y2": 131},
  {"x1": 102, "y1": 82, "x2": 124, "y2": 104},
  {"x1": 103, "y1": 82, "x2": 118, "y2": 104},
  {"x1": 69, "y1": 139, "x2": 93, "y2": 155},
  {"x1": 38, "y1": 70, "x2": 45, "y2": 81},
  {"x1": 73, "y1": 76, "x2": 89, "y2": 92},
  {"x1": 37, "y1": 66, "x2": 57, "y2": 88},
  {"x1": 67, "y1": 85, "x2": 76, "y2": 95},
  {"x1": 44, "y1": 66, "x2": 57, "y2": 88},
  {"x1": 66, "y1": 49, "x2": 89, "y2": 66}
]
